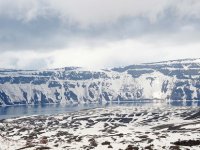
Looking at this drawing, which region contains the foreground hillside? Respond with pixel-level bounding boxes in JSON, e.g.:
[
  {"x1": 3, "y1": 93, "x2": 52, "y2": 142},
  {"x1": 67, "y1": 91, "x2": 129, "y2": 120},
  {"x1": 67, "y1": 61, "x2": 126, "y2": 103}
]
[
  {"x1": 1, "y1": 106, "x2": 200, "y2": 150},
  {"x1": 1, "y1": 58, "x2": 200, "y2": 105}
]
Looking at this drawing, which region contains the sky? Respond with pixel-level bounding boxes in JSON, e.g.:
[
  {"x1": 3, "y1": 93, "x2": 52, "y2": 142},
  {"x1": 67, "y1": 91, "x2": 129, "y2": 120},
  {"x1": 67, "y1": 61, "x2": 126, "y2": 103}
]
[{"x1": 0, "y1": 0, "x2": 200, "y2": 69}]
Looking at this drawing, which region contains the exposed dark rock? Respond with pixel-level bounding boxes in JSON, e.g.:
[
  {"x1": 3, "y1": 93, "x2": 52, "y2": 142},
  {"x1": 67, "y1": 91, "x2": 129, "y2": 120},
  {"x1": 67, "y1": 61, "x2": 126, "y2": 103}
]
[
  {"x1": 101, "y1": 141, "x2": 111, "y2": 145},
  {"x1": 169, "y1": 145, "x2": 181, "y2": 150},
  {"x1": 173, "y1": 140, "x2": 200, "y2": 146},
  {"x1": 40, "y1": 136, "x2": 48, "y2": 144},
  {"x1": 89, "y1": 138, "x2": 98, "y2": 147},
  {"x1": 35, "y1": 147, "x2": 51, "y2": 150},
  {"x1": 125, "y1": 145, "x2": 139, "y2": 150}
]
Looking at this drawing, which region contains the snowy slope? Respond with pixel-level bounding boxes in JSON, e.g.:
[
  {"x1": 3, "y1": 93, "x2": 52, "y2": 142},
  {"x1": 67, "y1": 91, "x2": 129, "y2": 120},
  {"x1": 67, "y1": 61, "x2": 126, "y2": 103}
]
[
  {"x1": 1, "y1": 59, "x2": 200, "y2": 105},
  {"x1": 1, "y1": 106, "x2": 200, "y2": 150}
]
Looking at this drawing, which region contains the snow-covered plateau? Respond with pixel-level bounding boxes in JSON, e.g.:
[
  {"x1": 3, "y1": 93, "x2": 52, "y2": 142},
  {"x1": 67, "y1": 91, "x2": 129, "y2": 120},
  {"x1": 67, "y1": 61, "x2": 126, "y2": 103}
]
[
  {"x1": 1, "y1": 106, "x2": 200, "y2": 150},
  {"x1": 1, "y1": 59, "x2": 200, "y2": 149},
  {"x1": 1, "y1": 58, "x2": 200, "y2": 105}
]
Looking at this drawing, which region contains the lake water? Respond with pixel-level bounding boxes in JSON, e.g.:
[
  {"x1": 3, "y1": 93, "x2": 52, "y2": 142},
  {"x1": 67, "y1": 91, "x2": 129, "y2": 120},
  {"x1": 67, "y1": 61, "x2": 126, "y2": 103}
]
[{"x1": 1, "y1": 100, "x2": 200, "y2": 119}]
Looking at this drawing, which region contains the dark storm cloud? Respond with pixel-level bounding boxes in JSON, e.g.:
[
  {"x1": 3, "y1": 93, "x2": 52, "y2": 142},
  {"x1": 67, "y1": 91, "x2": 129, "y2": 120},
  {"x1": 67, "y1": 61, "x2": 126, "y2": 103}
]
[
  {"x1": 0, "y1": 16, "x2": 76, "y2": 50},
  {"x1": 1, "y1": 10, "x2": 200, "y2": 51}
]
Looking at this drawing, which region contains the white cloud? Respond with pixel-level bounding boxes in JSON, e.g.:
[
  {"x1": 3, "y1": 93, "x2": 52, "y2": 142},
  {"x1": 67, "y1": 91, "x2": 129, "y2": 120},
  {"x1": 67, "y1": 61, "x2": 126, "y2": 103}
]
[
  {"x1": 1, "y1": 38, "x2": 200, "y2": 69},
  {"x1": 0, "y1": 0, "x2": 200, "y2": 69}
]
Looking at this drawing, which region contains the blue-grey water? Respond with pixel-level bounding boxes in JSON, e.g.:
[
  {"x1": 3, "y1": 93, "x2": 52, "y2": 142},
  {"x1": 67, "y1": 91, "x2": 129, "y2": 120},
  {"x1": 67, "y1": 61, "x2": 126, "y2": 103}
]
[{"x1": 1, "y1": 101, "x2": 200, "y2": 119}]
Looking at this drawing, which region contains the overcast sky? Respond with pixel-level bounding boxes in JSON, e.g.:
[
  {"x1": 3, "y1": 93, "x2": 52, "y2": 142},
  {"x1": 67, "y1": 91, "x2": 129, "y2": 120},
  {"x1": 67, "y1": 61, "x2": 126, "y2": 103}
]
[{"x1": 0, "y1": 0, "x2": 200, "y2": 69}]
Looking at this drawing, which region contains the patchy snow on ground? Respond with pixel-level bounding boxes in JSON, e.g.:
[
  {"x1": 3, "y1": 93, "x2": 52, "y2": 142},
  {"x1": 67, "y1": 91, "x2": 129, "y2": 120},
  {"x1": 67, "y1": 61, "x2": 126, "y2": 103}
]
[{"x1": 1, "y1": 106, "x2": 200, "y2": 150}]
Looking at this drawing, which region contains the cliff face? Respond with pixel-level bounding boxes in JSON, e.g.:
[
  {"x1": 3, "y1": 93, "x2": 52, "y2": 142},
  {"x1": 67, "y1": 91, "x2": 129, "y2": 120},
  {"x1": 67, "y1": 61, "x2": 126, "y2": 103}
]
[{"x1": 1, "y1": 58, "x2": 200, "y2": 105}]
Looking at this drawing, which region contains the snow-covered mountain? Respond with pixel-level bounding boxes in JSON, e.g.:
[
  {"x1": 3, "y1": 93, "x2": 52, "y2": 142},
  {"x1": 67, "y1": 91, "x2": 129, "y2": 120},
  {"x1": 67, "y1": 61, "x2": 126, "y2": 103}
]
[{"x1": 1, "y1": 58, "x2": 200, "y2": 105}]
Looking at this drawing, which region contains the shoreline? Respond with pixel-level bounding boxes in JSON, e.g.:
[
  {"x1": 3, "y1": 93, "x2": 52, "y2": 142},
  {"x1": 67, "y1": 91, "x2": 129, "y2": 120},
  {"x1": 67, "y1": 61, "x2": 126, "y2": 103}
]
[{"x1": 1, "y1": 106, "x2": 200, "y2": 149}]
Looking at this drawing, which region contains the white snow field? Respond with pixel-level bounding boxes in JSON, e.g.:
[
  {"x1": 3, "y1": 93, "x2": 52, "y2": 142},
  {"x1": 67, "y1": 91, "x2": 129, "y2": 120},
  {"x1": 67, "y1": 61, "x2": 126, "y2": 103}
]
[{"x1": 1, "y1": 106, "x2": 200, "y2": 150}]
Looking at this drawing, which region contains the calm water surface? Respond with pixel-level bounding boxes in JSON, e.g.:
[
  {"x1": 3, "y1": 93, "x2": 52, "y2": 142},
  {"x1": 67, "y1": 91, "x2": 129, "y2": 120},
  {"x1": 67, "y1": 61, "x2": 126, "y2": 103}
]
[{"x1": 0, "y1": 100, "x2": 200, "y2": 119}]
